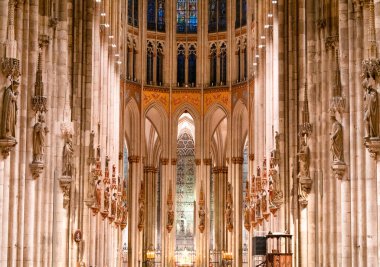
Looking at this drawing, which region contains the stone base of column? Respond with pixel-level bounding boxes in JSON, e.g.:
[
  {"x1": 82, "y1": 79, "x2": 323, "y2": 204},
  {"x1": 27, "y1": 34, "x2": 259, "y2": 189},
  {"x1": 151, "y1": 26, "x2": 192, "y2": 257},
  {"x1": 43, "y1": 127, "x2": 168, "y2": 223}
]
[{"x1": 0, "y1": 138, "x2": 17, "y2": 159}]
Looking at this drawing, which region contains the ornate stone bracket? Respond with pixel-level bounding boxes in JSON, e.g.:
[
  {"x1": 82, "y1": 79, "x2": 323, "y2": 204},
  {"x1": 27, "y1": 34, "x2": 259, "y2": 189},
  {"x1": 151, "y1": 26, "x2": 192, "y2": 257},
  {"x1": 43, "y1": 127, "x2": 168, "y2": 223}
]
[
  {"x1": 59, "y1": 176, "x2": 72, "y2": 208},
  {"x1": 29, "y1": 161, "x2": 44, "y2": 179},
  {"x1": 364, "y1": 138, "x2": 380, "y2": 159},
  {"x1": 1, "y1": 57, "x2": 20, "y2": 79},
  {"x1": 331, "y1": 162, "x2": 347, "y2": 180},
  {"x1": 298, "y1": 177, "x2": 312, "y2": 207},
  {"x1": 0, "y1": 138, "x2": 17, "y2": 158}
]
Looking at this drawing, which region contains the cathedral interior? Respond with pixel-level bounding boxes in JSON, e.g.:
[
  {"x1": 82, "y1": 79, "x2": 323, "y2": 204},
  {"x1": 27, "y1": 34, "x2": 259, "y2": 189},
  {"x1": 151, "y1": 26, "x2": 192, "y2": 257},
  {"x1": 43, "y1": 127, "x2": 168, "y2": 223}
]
[{"x1": 1, "y1": 0, "x2": 380, "y2": 266}]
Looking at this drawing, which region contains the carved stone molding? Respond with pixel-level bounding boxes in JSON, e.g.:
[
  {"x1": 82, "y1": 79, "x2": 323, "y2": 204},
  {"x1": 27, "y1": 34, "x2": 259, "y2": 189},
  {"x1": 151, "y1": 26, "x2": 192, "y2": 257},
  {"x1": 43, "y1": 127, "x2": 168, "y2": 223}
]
[
  {"x1": 331, "y1": 162, "x2": 347, "y2": 180},
  {"x1": 59, "y1": 176, "x2": 72, "y2": 208},
  {"x1": 160, "y1": 158, "x2": 169, "y2": 165},
  {"x1": 29, "y1": 161, "x2": 44, "y2": 180},
  {"x1": 194, "y1": 159, "x2": 201, "y2": 165},
  {"x1": 232, "y1": 157, "x2": 244, "y2": 164},
  {"x1": 329, "y1": 96, "x2": 346, "y2": 114},
  {"x1": 1, "y1": 57, "x2": 20, "y2": 79},
  {"x1": 204, "y1": 158, "x2": 212, "y2": 165},
  {"x1": 298, "y1": 177, "x2": 312, "y2": 207},
  {"x1": 0, "y1": 138, "x2": 17, "y2": 158},
  {"x1": 364, "y1": 138, "x2": 380, "y2": 159},
  {"x1": 171, "y1": 158, "x2": 177, "y2": 165},
  {"x1": 128, "y1": 155, "x2": 140, "y2": 163}
]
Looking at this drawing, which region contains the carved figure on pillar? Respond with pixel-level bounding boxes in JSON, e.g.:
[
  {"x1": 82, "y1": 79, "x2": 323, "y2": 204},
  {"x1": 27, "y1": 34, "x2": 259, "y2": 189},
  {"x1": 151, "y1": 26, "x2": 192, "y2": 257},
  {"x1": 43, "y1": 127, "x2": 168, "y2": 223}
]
[
  {"x1": 88, "y1": 130, "x2": 95, "y2": 164},
  {"x1": 62, "y1": 133, "x2": 74, "y2": 176},
  {"x1": 330, "y1": 115, "x2": 344, "y2": 163},
  {"x1": 198, "y1": 182, "x2": 206, "y2": 233},
  {"x1": 225, "y1": 183, "x2": 233, "y2": 232},
  {"x1": 32, "y1": 113, "x2": 48, "y2": 163},
  {"x1": 166, "y1": 181, "x2": 174, "y2": 232},
  {"x1": 363, "y1": 74, "x2": 379, "y2": 138},
  {"x1": 1, "y1": 80, "x2": 19, "y2": 140},
  {"x1": 138, "y1": 181, "x2": 145, "y2": 231},
  {"x1": 298, "y1": 134, "x2": 312, "y2": 207},
  {"x1": 95, "y1": 179, "x2": 102, "y2": 208}
]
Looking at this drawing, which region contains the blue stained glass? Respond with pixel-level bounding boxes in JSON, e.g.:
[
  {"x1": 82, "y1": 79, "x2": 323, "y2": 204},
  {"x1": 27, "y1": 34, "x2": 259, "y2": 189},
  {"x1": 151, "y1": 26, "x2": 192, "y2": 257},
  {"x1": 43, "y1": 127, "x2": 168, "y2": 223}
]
[
  {"x1": 188, "y1": 53, "x2": 196, "y2": 85},
  {"x1": 147, "y1": 52, "x2": 153, "y2": 83},
  {"x1": 177, "y1": 0, "x2": 197, "y2": 33},
  {"x1": 219, "y1": 0, "x2": 226, "y2": 31},
  {"x1": 220, "y1": 44, "x2": 227, "y2": 84},
  {"x1": 157, "y1": 0, "x2": 165, "y2": 32},
  {"x1": 147, "y1": 0, "x2": 156, "y2": 30},
  {"x1": 242, "y1": 0, "x2": 247, "y2": 26},
  {"x1": 177, "y1": 46, "x2": 185, "y2": 86}
]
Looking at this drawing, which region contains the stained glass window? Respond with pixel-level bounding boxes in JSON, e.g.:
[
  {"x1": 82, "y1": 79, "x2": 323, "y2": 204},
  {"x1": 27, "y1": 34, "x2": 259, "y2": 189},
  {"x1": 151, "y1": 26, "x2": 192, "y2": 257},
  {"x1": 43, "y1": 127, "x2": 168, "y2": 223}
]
[
  {"x1": 210, "y1": 44, "x2": 217, "y2": 85},
  {"x1": 242, "y1": 0, "x2": 247, "y2": 26},
  {"x1": 235, "y1": 0, "x2": 241, "y2": 28},
  {"x1": 176, "y1": 132, "x2": 195, "y2": 250},
  {"x1": 188, "y1": 45, "x2": 196, "y2": 86},
  {"x1": 218, "y1": 0, "x2": 227, "y2": 31},
  {"x1": 157, "y1": 0, "x2": 165, "y2": 32},
  {"x1": 220, "y1": 43, "x2": 227, "y2": 84},
  {"x1": 128, "y1": 0, "x2": 133, "y2": 25},
  {"x1": 177, "y1": 0, "x2": 197, "y2": 33},
  {"x1": 177, "y1": 45, "x2": 185, "y2": 86},
  {"x1": 208, "y1": 0, "x2": 217, "y2": 33},
  {"x1": 147, "y1": 0, "x2": 156, "y2": 31},
  {"x1": 208, "y1": 0, "x2": 226, "y2": 33},
  {"x1": 236, "y1": 0, "x2": 247, "y2": 28},
  {"x1": 147, "y1": 0, "x2": 166, "y2": 32},
  {"x1": 128, "y1": 0, "x2": 139, "y2": 27},
  {"x1": 147, "y1": 42, "x2": 154, "y2": 84},
  {"x1": 157, "y1": 43, "x2": 164, "y2": 85},
  {"x1": 133, "y1": 0, "x2": 138, "y2": 26}
]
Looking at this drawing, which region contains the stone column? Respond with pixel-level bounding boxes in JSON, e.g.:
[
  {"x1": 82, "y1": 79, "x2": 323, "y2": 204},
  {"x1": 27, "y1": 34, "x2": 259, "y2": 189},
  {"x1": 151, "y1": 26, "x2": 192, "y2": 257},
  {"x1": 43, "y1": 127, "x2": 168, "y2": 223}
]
[
  {"x1": 204, "y1": 158, "x2": 212, "y2": 267},
  {"x1": 232, "y1": 157, "x2": 243, "y2": 267},
  {"x1": 128, "y1": 156, "x2": 140, "y2": 267}
]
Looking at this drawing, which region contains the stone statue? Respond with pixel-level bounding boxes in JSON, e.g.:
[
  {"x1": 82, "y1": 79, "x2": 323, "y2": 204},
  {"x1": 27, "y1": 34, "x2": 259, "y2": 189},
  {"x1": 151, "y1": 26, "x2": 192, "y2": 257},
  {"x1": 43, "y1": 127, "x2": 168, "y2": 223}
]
[
  {"x1": 330, "y1": 115, "x2": 344, "y2": 163},
  {"x1": 298, "y1": 135, "x2": 310, "y2": 179},
  {"x1": 104, "y1": 186, "x2": 110, "y2": 211},
  {"x1": 32, "y1": 114, "x2": 48, "y2": 163},
  {"x1": 225, "y1": 183, "x2": 233, "y2": 232},
  {"x1": 62, "y1": 134, "x2": 74, "y2": 176},
  {"x1": 167, "y1": 210, "x2": 174, "y2": 232},
  {"x1": 95, "y1": 179, "x2": 102, "y2": 207},
  {"x1": 1, "y1": 80, "x2": 19, "y2": 139},
  {"x1": 138, "y1": 202, "x2": 145, "y2": 231},
  {"x1": 363, "y1": 75, "x2": 379, "y2": 138},
  {"x1": 111, "y1": 192, "x2": 117, "y2": 216},
  {"x1": 88, "y1": 130, "x2": 95, "y2": 163},
  {"x1": 198, "y1": 206, "x2": 205, "y2": 232}
]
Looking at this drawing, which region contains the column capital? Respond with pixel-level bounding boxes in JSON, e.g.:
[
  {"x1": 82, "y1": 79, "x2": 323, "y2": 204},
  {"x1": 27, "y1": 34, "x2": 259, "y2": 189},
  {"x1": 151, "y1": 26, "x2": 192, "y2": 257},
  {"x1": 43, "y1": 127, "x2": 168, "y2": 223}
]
[
  {"x1": 171, "y1": 158, "x2": 177, "y2": 165},
  {"x1": 128, "y1": 155, "x2": 140, "y2": 163},
  {"x1": 232, "y1": 157, "x2": 244, "y2": 164},
  {"x1": 160, "y1": 158, "x2": 169, "y2": 165},
  {"x1": 195, "y1": 159, "x2": 201, "y2": 165},
  {"x1": 203, "y1": 158, "x2": 212, "y2": 165}
]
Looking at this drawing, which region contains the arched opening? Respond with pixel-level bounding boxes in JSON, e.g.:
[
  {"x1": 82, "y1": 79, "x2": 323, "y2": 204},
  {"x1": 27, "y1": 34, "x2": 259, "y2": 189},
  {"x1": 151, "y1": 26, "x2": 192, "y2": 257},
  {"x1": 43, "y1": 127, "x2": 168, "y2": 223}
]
[{"x1": 175, "y1": 112, "x2": 196, "y2": 264}]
